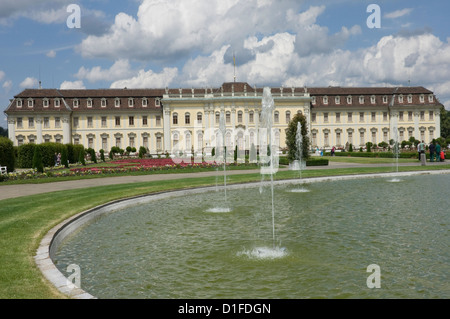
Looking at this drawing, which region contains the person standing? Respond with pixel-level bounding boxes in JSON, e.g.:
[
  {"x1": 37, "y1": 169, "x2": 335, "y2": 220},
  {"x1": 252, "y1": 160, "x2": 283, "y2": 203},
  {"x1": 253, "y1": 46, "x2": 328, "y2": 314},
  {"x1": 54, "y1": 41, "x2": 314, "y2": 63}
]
[
  {"x1": 429, "y1": 142, "x2": 436, "y2": 162},
  {"x1": 418, "y1": 140, "x2": 425, "y2": 160},
  {"x1": 435, "y1": 143, "x2": 441, "y2": 162}
]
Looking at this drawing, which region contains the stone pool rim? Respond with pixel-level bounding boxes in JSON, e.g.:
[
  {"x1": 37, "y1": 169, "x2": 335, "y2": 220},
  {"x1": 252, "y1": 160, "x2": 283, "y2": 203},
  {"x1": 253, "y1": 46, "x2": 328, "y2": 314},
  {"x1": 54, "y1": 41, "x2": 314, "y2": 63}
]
[{"x1": 34, "y1": 170, "x2": 450, "y2": 299}]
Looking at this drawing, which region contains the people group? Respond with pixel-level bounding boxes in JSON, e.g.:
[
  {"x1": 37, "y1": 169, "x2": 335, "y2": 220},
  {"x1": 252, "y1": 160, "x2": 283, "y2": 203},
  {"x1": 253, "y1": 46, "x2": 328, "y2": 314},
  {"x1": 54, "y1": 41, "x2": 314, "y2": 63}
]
[{"x1": 428, "y1": 141, "x2": 445, "y2": 162}]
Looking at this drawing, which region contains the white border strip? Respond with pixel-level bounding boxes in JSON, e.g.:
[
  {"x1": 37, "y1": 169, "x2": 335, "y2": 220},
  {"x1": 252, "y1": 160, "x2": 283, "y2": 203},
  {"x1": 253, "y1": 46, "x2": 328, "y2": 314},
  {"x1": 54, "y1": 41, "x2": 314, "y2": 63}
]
[{"x1": 35, "y1": 170, "x2": 450, "y2": 299}]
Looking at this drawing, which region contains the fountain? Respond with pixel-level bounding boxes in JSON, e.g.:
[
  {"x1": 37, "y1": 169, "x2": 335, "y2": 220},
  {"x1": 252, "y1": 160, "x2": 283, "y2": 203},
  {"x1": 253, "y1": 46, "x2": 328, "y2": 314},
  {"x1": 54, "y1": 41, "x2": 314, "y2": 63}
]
[
  {"x1": 289, "y1": 121, "x2": 309, "y2": 193},
  {"x1": 389, "y1": 115, "x2": 402, "y2": 182}
]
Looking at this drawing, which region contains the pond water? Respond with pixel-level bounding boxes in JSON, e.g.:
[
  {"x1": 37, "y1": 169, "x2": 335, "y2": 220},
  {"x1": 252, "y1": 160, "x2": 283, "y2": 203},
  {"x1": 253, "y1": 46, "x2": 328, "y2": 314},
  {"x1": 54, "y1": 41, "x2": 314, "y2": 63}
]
[{"x1": 54, "y1": 174, "x2": 450, "y2": 299}]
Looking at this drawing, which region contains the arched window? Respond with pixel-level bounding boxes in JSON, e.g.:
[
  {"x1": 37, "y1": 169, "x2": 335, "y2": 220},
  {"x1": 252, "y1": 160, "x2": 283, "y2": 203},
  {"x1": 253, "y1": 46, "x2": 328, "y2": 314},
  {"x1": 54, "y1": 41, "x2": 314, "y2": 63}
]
[
  {"x1": 185, "y1": 113, "x2": 191, "y2": 125},
  {"x1": 173, "y1": 113, "x2": 178, "y2": 125}
]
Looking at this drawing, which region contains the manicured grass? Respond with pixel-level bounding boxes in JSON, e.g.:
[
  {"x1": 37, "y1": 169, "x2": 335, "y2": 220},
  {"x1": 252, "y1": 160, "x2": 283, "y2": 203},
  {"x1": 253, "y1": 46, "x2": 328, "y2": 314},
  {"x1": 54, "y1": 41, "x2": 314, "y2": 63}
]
[
  {"x1": 1, "y1": 164, "x2": 450, "y2": 298},
  {"x1": 323, "y1": 155, "x2": 419, "y2": 164}
]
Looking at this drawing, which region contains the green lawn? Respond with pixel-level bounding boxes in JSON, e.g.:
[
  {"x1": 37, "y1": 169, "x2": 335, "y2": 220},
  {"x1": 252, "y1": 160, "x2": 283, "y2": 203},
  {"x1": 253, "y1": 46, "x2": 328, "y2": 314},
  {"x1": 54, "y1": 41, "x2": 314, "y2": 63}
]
[
  {"x1": 1, "y1": 164, "x2": 450, "y2": 298},
  {"x1": 323, "y1": 155, "x2": 419, "y2": 164}
]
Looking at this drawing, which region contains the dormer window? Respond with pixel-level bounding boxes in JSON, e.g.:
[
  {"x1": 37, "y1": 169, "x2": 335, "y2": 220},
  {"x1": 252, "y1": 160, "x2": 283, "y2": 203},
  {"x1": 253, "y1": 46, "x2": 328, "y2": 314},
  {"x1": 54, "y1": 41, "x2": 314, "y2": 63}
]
[
  {"x1": 101, "y1": 98, "x2": 107, "y2": 108},
  {"x1": 115, "y1": 98, "x2": 121, "y2": 108},
  {"x1": 43, "y1": 98, "x2": 49, "y2": 108},
  {"x1": 311, "y1": 96, "x2": 316, "y2": 105},
  {"x1": 428, "y1": 94, "x2": 434, "y2": 103},
  {"x1": 335, "y1": 96, "x2": 340, "y2": 104},
  {"x1": 323, "y1": 96, "x2": 328, "y2": 105},
  {"x1": 359, "y1": 96, "x2": 365, "y2": 104},
  {"x1": 371, "y1": 95, "x2": 376, "y2": 104},
  {"x1": 347, "y1": 95, "x2": 352, "y2": 104},
  {"x1": 128, "y1": 98, "x2": 134, "y2": 107},
  {"x1": 142, "y1": 98, "x2": 148, "y2": 107},
  {"x1": 87, "y1": 98, "x2": 93, "y2": 108},
  {"x1": 383, "y1": 95, "x2": 388, "y2": 104},
  {"x1": 398, "y1": 95, "x2": 404, "y2": 103},
  {"x1": 28, "y1": 98, "x2": 34, "y2": 108},
  {"x1": 407, "y1": 94, "x2": 413, "y2": 103},
  {"x1": 55, "y1": 98, "x2": 60, "y2": 108},
  {"x1": 155, "y1": 98, "x2": 161, "y2": 107},
  {"x1": 16, "y1": 99, "x2": 23, "y2": 108},
  {"x1": 420, "y1": 94, "x2": 425, "y2": 103},
  {"x1": 73, "y1": 99, "x2": 79, "y2": 108}
]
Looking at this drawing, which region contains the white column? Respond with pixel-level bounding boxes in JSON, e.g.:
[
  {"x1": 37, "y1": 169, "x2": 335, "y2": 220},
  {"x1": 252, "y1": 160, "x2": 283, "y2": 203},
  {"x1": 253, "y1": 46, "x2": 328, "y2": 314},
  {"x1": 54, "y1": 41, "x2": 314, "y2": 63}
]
[
  {"x1": 36, "y1": 117, "x2": 43, "y2": 144},
  {"x1": 435, "y1": 109, "x2": 441, "y2": 138},
  {"x1": 62, "y1": 117, "x2": 71, "y2": 144},
  {"x1": 414, "y1": 111, "x2": 420, "y2": 140},
  {"x1": 7, "y1": 118, "x2": 15, "y2": 145},
  {"x1": 163, "y1": 106, "x2": 171, "y2": 152}
]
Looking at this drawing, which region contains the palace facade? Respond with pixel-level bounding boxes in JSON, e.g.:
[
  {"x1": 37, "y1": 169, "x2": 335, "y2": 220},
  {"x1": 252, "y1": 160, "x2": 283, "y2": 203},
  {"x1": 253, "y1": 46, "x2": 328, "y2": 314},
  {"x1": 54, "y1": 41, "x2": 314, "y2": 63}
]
[{"x1": 4, "y1": 82, "x2": 443, "y2": 154}]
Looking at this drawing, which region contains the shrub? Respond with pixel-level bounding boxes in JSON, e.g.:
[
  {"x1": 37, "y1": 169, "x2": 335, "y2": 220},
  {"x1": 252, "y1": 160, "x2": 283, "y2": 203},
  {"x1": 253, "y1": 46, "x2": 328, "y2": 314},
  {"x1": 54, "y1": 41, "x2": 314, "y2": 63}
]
[
  {"x1": 139, "y1": 146, "x2": 147, "y2": 159},
  {"x1": 306, "y1": 158, "x2": 329, "y2": 166},
  {"x1": 87, "y1": 148, "x2": 97, "y2": 163},
  {"x1": 100, "y1": 149, "x2": 106, "y2": 162},
  {"x1": 61, "y1": 147, "x2": 69, "y2": 168},
  {"x1": 32, "y1": 145, "x2": 44, "y2": 173},
  {"x1": 349, "y1": 144, "x2": 353, "y2": 152},
  {"x1": 0, "y1": 137, "x2": 15, "y2": 172},
  {"x1": 78, "y1": 148, "x2": 86, "y2": 166},
  {"x1": 17, "y1": 144, "x2": 36, "y2": 168}
]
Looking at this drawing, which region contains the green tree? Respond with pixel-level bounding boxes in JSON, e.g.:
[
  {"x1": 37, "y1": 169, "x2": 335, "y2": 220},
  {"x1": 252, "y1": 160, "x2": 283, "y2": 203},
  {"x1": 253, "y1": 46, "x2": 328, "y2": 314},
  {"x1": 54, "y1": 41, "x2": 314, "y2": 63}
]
[
  {"x1": 0, "y1": 136, "x2": 15, "y2": 172},
  {"x1": 286, "y1": 113, "x2": 310, "y2": 161},
  {"x1": 440, "y1": 105, "x2": 450, "y2": 139},
  {"x1": 139, "y1": 146, "x2": 147, "y2": 159},
  {"x1": 61, "y1": 146, "x2": 69, "y2": 168},
  {"x1": 32, "y1": 145, "x2": 44, "y2": 173},
  {"x1": 100, "y1": 149, "x2": 106, "y2": 162},
  {"x1": 78, "y1": 148, "x2": 86, "y2": 166}
]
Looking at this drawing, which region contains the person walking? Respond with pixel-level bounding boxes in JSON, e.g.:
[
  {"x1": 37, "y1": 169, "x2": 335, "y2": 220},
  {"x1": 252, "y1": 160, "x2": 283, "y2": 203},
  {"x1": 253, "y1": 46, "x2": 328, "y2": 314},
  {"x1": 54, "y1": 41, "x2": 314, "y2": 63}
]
[
  {"x1": 435, "y1": 143, "x2": 441, "y2": 162},
  {"x1": 418, "y1": 140, "x2": 425, "y2": 161},
  {"x1": 429, "y1": 142, "x2": 436, "y2": 162}
]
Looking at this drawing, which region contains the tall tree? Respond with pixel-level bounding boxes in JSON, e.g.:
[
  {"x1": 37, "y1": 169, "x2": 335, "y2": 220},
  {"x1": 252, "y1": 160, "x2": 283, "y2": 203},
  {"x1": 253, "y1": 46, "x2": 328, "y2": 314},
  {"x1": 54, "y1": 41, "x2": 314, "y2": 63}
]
[
  {"x1": 286, "y1": 113, "x2": 310, "y2": 161},
  {"x1": 440, "y1": 106, "x2": 450, "y2": 139}
]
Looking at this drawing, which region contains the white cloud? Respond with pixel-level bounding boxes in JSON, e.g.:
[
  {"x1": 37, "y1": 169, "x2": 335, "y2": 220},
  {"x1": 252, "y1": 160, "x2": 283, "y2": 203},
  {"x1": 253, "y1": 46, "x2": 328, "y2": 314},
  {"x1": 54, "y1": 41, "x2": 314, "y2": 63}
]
[
  {"x1": 75, "y1": 60, "x2": 135, "y2": 83},
  {"x1": 0, "y1": 71, "x2": 5, "y2": 82},
  {"x1": 46, "y1": 50, "x2": 56, "y2": 58},
  {"x1": 19, "y1": 77, "x2": 38, "y2": 89},
  {"x1": 3, "y1": 80, "x2": 13, "y2": 92},
  {"x1": 60, "y1": 80, "x2": 86, "y2": 90},
  {"x1": 385, "y1": 8, "x2": 413, "y2": 19},
  {"x1": 110, "y1": 67, "x2": 178, "y2": 89}
]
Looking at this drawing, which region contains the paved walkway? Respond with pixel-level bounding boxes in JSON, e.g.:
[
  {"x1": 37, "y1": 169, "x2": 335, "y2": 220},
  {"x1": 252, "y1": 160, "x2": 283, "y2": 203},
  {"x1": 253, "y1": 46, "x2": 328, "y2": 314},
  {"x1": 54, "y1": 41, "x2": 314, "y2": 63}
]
[{"x1": 0, "y1": 161, "x2": 448, "y2": 201}]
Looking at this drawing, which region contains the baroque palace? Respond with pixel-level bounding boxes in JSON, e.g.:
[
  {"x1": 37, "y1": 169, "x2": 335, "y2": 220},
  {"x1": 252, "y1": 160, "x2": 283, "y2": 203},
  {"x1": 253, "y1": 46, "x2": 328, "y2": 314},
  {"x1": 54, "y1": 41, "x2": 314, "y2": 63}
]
[{"x1": 4, "y1": 82, "x2": 443, "y2": 154}]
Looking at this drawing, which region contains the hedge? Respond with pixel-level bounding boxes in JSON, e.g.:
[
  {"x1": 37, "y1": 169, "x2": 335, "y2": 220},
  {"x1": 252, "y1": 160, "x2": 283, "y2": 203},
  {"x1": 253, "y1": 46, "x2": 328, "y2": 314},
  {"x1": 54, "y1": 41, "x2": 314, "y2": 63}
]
[
  {"x1": 279, "y1": 156, "x2": 329, "y2": 166},
  {"x1": 17, "y1": 143, "x2": 85, "y2": 168},
  {"x1": 0, "y1": 137, "x2": 15, "y2": 172},
  {"x1": 330, "y1": 151, "x2": 422, "y2": 159}
]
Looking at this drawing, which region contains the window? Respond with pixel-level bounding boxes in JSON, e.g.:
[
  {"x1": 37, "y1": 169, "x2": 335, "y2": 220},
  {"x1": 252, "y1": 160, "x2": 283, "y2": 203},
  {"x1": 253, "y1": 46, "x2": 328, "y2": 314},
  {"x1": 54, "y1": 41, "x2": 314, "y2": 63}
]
[
  {"x1": 274, "y1": 112, "x2": 279, "y2": 123},
  {"x1": 360, "y1": 112, "x2": 365, "y2": 122},
  {"x1": 420, "y1": 111, "x2": 425, "y2": 121},
  {"x1": 102, "y1": 138, "x2": 108, "y2": 151},
  {"x1": 312, "y1": 132, "x2": 317, "y2": 146},
  {"x1": 28, "y1": 99, "x2": 34, "y2": 108},
  {"x1": 197, "y1": 113, "x2": 203, "y2": 124},
  {"x1": 348, "y1": 112, "x2": 353, "y2": 122},
  {"x1": 129, "y1": 136, "x2": 135, "y2": 148},
  {"x1": 347, "y1": 96, "x2": 352, "y2": 104},
  {"x1": 55, "y1": 99, "x2": 60, "y2": 108},
  {"x1": 324, "y1": 132, "x2": 329, "y2": 146},
  {"x1": 286, "y1": 111, "x2": 291, "y2": 123},
  {"x1": 156, "y1": 115, "x2": 161, "y2": 127},
  {"x1": 372, "y1": 131, "x2": 377, "y2": 144},
  {"x1": 44, "y1": 117, "x2": 50, "y2": 128},
  {"x1": 311, "y1": 96, "x2": 316, "y2": 105},
  {"x1": 398, "y1": 95, "x2": 404, "y2": 103},
  {"x1": 116, "y1": 137, "x2": 121, "y2": 148},
  {"x1": 29, "y1": 117, "x2": 34, "y2": 128},
  {"x1": 155, "y1": 98, "x2": 161, "y2": 107},
  {"x1": 384, "y1": 131, "x2": 388, "y2": 143},
  {"x1": 43, "y1": 99, "x2": 49, "y2": 108},
  {"x1": 55, "y1": 117, "x2": 61, "y2": 128},
  {"x1": 428, "y1": 95, "x2": 434, "y2": 103},
  {"x1": 87, "y1": 99, "x2": 93, "y2": 108},
  {"x1": 156, "y1": 136, "x2": 162, "y2": 150},
  {"x1": 383, "y1": 96, "x2": 388, "y2": 104},
  {"x1": 142, "y1": 98, "x2": 148, "y2": 107},
  {"x1": 336, "y1": 132, "x2": 341, "y2": 146},
  {"x1": 226, "y1": 112, "x2": 231, "y2": 124},
  {"x1": 408, "y1": 112, "x2": 413, "y2": 121},
  {"x1": 185, "y1": 113, "x2": 190, "y2": 125},
  {"x1": 383, "y1": 112, "x2": 388, "y2": 122},
  {"x1": 115, "y1": 98, "x2": 121, "y2": 108},
  {"x1": 87, "y1": 117, "x2": 93, "y2": 128},
  {"x1": 115, "y1": 116, "x2": 121, "y2": 126},
  {"x1": 360, "y1": 131, "x2": 365, "y2": 146},
  {"x1": 129, "y1": 116, "x2": 135, "y2": 126},
  {"x1": 335, "y1": 96, "x2": 340, "y2": 104},
  {"x1": 101, "y1": 99, "x2": 107, "y2": 108},
  {"x1": 359, "y1": 96, "x2": 365, "y2": 104},
  {"x1": 249, "y1": 112, "x2": 254, "y2": 123},
  {"x1": 88, "y1": 138, "x2": 94, "y2": 149},
  {"x1": 429, "y1": 111, "x2": 434, "y2": 120},
  {"x1": 371, "y1": 112, "x2": 376, "y2": 122},
  {"x1": 143, "y1": 136, "x2": 149, "y2": 149},
  {"x1": 371, "y1": 95, "x2": 376, "y2": 104},
  {"x1": 16, "y1": 99, "x2": 22, "y2": 108},
  {"x1": 323, "y1": 96, "x2": 328, "y2": 105},
  {"x1": 399, "y1": 112, "x2": 404, "y2": 121},
  {"x1": 323, "y1": 112, "x2": 329, "y2": 123},
  {"x1": 312, "y1": 113, "x2": 317, "y2": 123},
  {"x1": 216, "y1": 112, "x2": 220, "y2": 124},
  {"x1": 17, "y1": 118, "x2": 23, "y2": 129},
  {"x1": 73, "y1": 99, "x2": 79, "y2": 108},
  {"x1": 420, "y1": 95, "x2": 425, "y2": 103},
  {"x1": 408, "y1": 95, "x2": 413, "y2": 103},
  {"x1": 73, "y1": 117, "x2": 79, "y2": 128},
  {"x1": 101, "y1": 117, "x2": 107, "y2": 128},
  {"x1": 238, "y1": 111, "x2": 243, "y2": 123},
  {"x1": 173, "y1": 113, "x2": 178, "y2": 125},
  {"x1": 29, "y1": 137, "x2": 35, "y2": 144},
  {"x1": 128, "y1": 98, "x2": 134, "y2": 107},
  {"x1": 336, "y1": 112, "x2": 341, "y2": 123},
  {"x1": 142, "y1": 116, "x2": 148, "y2": 126}
]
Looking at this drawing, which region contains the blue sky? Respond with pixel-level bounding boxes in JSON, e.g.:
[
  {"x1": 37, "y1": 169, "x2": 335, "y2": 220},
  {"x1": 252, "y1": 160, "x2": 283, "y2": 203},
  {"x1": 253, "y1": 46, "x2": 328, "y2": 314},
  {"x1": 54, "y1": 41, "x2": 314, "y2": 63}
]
[{"x1": 1, "y1": 0, "x2": 450, "y2": 128}]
